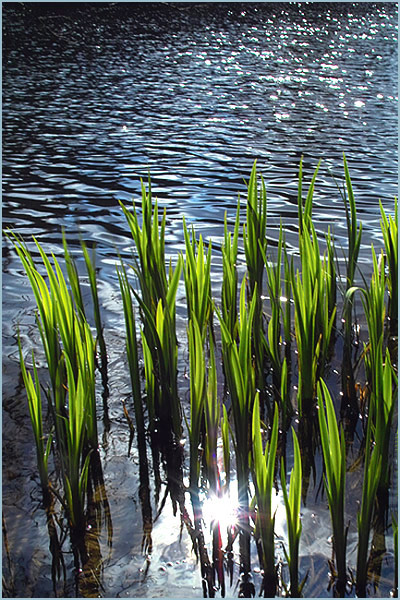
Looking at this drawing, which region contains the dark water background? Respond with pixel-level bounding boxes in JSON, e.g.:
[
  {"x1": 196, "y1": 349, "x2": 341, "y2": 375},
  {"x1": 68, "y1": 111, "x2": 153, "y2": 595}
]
[{"x1": 2, "y1": 2, "x2": 398, "y2": 598}]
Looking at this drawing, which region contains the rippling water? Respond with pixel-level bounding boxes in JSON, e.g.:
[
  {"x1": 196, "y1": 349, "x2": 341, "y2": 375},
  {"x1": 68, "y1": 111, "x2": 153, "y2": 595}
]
[{"x1": 2, "y1": 3, "x2": 398, "y2": 598}]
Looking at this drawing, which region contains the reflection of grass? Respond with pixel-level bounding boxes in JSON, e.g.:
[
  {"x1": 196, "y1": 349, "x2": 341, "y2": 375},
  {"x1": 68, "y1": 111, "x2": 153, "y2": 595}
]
[{"x1": 11, "y1": 157, "x2": 398, "y2": 596}]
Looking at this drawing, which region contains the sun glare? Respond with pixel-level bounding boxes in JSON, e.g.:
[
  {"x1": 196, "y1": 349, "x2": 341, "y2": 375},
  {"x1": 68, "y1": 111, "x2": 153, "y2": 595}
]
[{"x1": 202, "y1": 492, "x2": 239, "y2": 532}]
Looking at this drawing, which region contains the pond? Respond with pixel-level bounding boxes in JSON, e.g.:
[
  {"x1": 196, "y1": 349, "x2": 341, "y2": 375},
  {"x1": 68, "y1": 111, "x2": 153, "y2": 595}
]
[{"x1": 2, "y1": 3, "x2": 398, "y2": 598}]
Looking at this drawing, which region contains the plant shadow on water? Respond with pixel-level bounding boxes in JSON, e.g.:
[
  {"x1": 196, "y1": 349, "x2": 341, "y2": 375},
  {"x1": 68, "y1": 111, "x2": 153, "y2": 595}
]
[{"x1": 3, "y1": 156, "x2": 397, "y2": 599}]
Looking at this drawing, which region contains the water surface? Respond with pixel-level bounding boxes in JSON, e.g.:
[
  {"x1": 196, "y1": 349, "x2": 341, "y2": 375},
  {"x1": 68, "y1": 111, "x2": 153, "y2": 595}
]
[{"x1": 2, "y1": 3, "x2": 398, "y2": 598}]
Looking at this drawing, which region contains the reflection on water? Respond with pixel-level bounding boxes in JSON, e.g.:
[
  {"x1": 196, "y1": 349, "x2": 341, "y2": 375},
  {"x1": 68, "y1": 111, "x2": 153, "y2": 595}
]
[{"x1": 2, "y1": 2, "x2": 398, "y2": 598}]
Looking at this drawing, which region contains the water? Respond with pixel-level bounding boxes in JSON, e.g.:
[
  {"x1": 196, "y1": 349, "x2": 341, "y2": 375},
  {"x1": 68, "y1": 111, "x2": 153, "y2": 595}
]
[{"x1": 2, "y1": 3, "x2": 398, "y2": 598}]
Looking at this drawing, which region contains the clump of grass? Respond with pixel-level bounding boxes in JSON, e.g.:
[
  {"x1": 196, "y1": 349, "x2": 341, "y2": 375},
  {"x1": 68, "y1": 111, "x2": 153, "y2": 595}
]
[
  {"x1": 187, "y1": 315, "x2": 217, "y2": 595},
  {"x1": 218, "y1": 278, "x2": 257, "y2": 597},
  {"x1": 281, "y1": 428, "x2": 305, "y2": 597},
  {"x1": 11, "y1": 234, "x2": 99, "y2": 532},
  {"x1": 292, "y1": 160, "x2": 336, "y2": 414},
  {"x1": 291, "y1": 223, "x2": 336, "y2": 415},
  {"x1": 11, "y1": 233, "x2": 62, "y2": 398},
  {"x1": 317, "y1": 379, "x2": 348, "y2": 595},
  {"x1": 120, "y1": 181, "x2": 183, "y2": 440},
  {"x1": 345, "y1": 244, "x2": 387, "y2": 427},
  {"x1": 251, "y1": 398, "x2": 279, "y2": 597},
  {"x1": 62, "y1": 349, "x2": 93, "y2": 532}
]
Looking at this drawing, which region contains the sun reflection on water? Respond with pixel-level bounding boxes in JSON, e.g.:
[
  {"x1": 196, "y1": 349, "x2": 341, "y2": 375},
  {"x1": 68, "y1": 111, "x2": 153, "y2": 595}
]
[{"x1": 201, "y1": 491, "x2": 239, "y2": 533}]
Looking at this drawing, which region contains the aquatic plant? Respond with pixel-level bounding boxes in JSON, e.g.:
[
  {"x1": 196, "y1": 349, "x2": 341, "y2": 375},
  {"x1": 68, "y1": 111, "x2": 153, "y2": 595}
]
[
  {"x1": 280, "y1": 428, "x2": 304, "y2": 598},
  {"x1": 218, "y1": 278, "x2": 257, "y2": 596},
  {"x1": 62, "y1": 349, "x2": 93, "y2": 532},
  {"x1": 117, "y1": 263, "x2": 146, "y2": 454},
  {"x1": 243, "y1": 161, "x2": 268, "y2": 393},
  {"x1": 187, "y1": 315, "x2": 207, "y2": 494},
  {"x1": 338, "y1": 154, "x2": 363, "y2": 342},
  {"x1": 221, "y1": 204, "x2": 240, "y2": 341},
  {"x1": 346, "y1": 245, "x2": 387, "y2": 427},
  {"x1": 379, "y1": 197, "x2": 398, "y2": 338},
  {"x1": 9, "y1": 157, "x2": 398, "y2": 597},
  {"x1": 120, "y1": 181, "x2": 183, "y2": 440},
  {"x1": 183, "y1": 218, "x2": 213, "y2": 339},
  {"x1": 263, "y1": 222, "x2": 292, "y2": 424},
  {"x1": 355, "y1": 408, "x2": 383, "y2": 597},
  {"x1": 11, "y1": 234, "x2": 62, "y2": 397},
  {"x1": 317, "y1": 379, "x2": 348, "y2": 595},
  {"x1": 251, "y1": 398, "x2": 279, "y2": 597},
  {"x1": 292, "y1": 162, "x2": 336, "y2": 414},
  {"x1": 343, "y1": 155, "x2": 363, "y2": 289},
  {"x1": 80, "y1": 239, "x2": 108, "y2": 377},
  {"x1": 18, "y1": 342, "x2": 52, "y2": 500}
]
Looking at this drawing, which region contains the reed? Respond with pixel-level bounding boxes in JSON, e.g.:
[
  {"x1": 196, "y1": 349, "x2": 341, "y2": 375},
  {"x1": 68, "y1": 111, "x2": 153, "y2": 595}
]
[
  {"x1": 138, "y1": 287, "x2": 183, "y2": 439},
  {"x1": 292, "y1": 221, "x2": 336, "y2": 414},
  {"x1": 317, "y1": 379, "x2": 348, "y2": 595},
  {"x1": 18, "y1": 341, "x2": 52, "y2": 500},
  {"x1": 183, "y1": 218, "x2": 213, "y2": 339},
  {"x1": 62, "y1": 350, "x2": 93, "y2": 532},
  {"x1": 12, "y1": 234, "x2": 100, "y2": 535},
  {"x1": 218, "y1": 278, "x2": 257, "y2": 596},
  {"x1": 263, "y1": 222, "x2": 292, "y2": 424},
  {"x1": 187, "y1": 315, "x2": 206, "y2": 495},
  {"x1": 119, "y1": 177, "x2": 168, "y2": 310},
  {"x1": 251, "y1": 398, "x2": 279, "y2": 597},
  {"x1": 11, "y1": 234, "x2": 62, "y2": 396},
  {"x1": 379, "y1": 197, "x2": 398, "y2": 338},
  {"x1": 221, "y1": 403, "x2": 231, "y2": 492},
  {"x1": 243, "y1": 161, "x2": 267, "y2": 393},
  {"x1": 339, "y1": 154, "x2": 362, "y2": 342},
  {"x1": 62, "y1": 231, "x2": 85, "y2": 320},
  {"x1": 120, "y1": 180, "x2": 183, "y2": 440},
  {"x1": 372, "y1": 346, "x2": 397, "y2": 499},
  {"x1": 222, "y1": 204, "x2": 240, "y2": 341},
  {"x1": 117, "y1": 263, "x2": 146, "y2": 453},
  {"x1": 297, "y1": 157, "x2": 320, "y2": 236},
  {"x1": 281, "y1": 428, "x2": 304, "y2": 598},
  {"x1": 355, "y1": 407, "x2": 383, "y2": 597},
  {"x1": 80, "y1": 239, "x2": 108, "y2": 376},
  {"x1": 345, "y1": 245, "x2": 386, "y2": 424},
  {"x1": 342, "y1": 154, "x2": 362, "y2": 293},
  {"x1": 204, "y1": 329, "x2": 219, "y2": 493}
]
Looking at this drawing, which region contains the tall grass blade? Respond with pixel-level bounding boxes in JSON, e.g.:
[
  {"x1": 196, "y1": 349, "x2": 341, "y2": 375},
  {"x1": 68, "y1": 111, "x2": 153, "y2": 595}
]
[
  {"x1": 252, "y1": 398, "x2": 279, "y2": 596},
  {"x1": 281, "y1": 428, "x2": 303, "y2": 597},
  {"x1": 317, "y1": 379, "x2": 348, "y2": 595},
  {"x1": 18, "y1": 340, "x2": 52, "y2": 500}
]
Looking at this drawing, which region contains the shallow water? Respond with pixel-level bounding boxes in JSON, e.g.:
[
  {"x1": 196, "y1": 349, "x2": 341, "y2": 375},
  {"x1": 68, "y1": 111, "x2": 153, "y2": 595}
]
[{"x1": 2, "y1": 3, "x2": 398, "y2": 598}]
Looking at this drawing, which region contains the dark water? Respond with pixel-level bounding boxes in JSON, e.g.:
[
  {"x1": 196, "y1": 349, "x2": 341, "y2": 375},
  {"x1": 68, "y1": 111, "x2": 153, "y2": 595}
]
[{"x1": 2, "y1": 3, "x2": 398, "y2": 598}]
